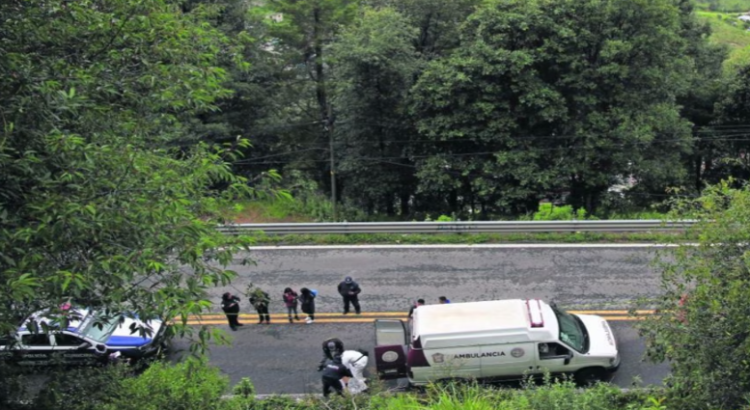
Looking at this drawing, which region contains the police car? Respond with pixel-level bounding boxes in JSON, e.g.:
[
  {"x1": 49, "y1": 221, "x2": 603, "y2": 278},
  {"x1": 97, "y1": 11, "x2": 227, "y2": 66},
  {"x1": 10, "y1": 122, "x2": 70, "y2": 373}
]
[{"x1": 0, "y1": 307, "x2": 167, "y2": 366}]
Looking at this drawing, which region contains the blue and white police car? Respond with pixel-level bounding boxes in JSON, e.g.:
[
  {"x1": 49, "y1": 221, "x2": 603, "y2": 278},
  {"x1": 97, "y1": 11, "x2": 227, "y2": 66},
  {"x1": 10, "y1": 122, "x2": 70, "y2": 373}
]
[{"x1": 0, "y1": 307, "x2": 167, "y2": 366}]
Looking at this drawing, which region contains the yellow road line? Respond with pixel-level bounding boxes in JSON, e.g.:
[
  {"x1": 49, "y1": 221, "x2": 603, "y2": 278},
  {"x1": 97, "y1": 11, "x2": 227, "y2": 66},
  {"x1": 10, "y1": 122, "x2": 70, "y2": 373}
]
[
  {"x1": 186, "y1": 310, "x2": 655, "y2": 321},
  {"x1": 182, "y1": 315, "x2": 645, "y2": 325}
]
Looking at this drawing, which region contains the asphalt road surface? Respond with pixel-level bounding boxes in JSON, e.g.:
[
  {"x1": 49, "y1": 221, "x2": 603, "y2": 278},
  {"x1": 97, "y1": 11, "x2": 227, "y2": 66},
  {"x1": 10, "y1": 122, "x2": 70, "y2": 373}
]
[
  {"x1": 170, "y1": 244, "x2": 674, "y2": 394},
  {"x1": 170, "y1": 320, "x2": 669, "y2": 395}
]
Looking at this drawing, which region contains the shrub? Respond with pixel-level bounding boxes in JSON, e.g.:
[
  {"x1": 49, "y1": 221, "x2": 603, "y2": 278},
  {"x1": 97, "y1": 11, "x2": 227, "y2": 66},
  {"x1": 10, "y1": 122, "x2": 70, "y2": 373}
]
[
  {"x1": 532, "y1": 203, "x2": 586, "y2": 221},
  {"x1": 33, "y1": 364, "x2": 130, "y2": 410},
  {"x1": 637, "y1": 183, "x2": 750, "y2": 409},
  {"x1": 104, "y1": 357, "x2": 229, "y2": 410},
  {"x1": 232, "y1": 377, "x2": 255, "y2": 399}
]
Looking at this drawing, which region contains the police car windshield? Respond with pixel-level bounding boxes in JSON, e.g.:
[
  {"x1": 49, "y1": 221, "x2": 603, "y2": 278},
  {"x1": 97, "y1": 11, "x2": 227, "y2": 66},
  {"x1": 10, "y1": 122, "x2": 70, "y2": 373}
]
[
  {"x1": 552, "y1": 306, "x2": 588, "y2": 353},
  {"x1": 78, "y1": 314, "x2": 118, "y2": 343}
]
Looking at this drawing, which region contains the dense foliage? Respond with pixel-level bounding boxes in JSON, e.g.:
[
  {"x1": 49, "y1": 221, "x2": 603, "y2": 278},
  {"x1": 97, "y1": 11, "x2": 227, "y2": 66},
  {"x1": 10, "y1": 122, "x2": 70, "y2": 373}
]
[
  {"x1": 6, "y1": 0, "x2": 741, "y2": 223},
  {"x1": 194, "y1": 0, "x2": 749, "y2": 221},
  {"x1": 0, "y1": 0, "x2": 282, "y2": 349},
  {"x1": 637, "y1": 182, "x2": 750, "y2": 410},
  {"x1": 0, "y1": 358, "x2": 670, "y2": 410}
]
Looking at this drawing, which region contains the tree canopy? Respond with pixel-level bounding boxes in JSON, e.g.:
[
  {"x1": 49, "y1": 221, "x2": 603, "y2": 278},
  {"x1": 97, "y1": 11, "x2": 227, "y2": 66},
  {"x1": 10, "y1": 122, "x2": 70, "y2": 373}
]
[
  {"x1": 0, "y1": 0, "x2": 279, "y2": 347},
  {"x1": 637, "y1": 182, "x2": 750, "y2": 409},
  {"x1": 212, "y1": 0, "x2": 736, "y2": 220}
]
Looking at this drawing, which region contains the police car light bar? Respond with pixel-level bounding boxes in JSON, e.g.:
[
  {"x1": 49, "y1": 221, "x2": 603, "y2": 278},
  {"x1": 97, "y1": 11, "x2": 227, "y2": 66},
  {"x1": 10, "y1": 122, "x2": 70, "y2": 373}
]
[{"x1": 526, "y1": 299, "x2": 544, "y2": 328}]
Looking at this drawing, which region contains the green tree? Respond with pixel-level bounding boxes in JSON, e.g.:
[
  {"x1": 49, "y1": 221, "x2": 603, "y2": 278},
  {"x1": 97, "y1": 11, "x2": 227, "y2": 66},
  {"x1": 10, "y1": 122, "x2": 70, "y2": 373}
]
[
  {"x1": 411, "y1": 0, "x2": 696, "y2": 216},
  {"x1": 700, "y1": 65, "x2": 750, "y2": 186},
  {"x1": 330, "y1": 7, "x2": 420, "y2": 216},
  {"x1": 0, "y1": 0, "x2": 278, "y2": 347},
  {"x1": 260, "y1": 0, "x2": 361, "y2": 207},
  {"x1": 670, "y1": 0, "x2": 728, "y2": 197},
  {"x1": 637, "y1": 181, "x2": 750, "y2": 409},
  {"x1": 368, "y1": 0, "x2": 481, "y2": 58}
]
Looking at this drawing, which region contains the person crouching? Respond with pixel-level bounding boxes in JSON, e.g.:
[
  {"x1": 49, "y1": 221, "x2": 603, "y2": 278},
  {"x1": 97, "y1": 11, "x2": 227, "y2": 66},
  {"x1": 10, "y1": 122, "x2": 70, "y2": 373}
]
[
  {"x1": 341, "y1": 349, "x2": 369, "y2": 394},
  {"x1": 319, "y1": 357, "x2": 352, "y2": 398}
]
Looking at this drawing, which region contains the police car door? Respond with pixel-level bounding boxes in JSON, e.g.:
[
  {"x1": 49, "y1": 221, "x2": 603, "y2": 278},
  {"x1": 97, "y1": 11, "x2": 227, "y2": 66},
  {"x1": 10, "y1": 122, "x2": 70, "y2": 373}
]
[
  {"x1": 52, "y1": 333, "x2": 99, "y2": 364},
  {"x1": 0, "y1": 334, "x2": 18, "y2": 363},
  {"x1": 18, "y1": 333, "x2": 55, "y2": 365},
  {"x1": 374, "y1": 319, "x2": 408, "y2": 380}
]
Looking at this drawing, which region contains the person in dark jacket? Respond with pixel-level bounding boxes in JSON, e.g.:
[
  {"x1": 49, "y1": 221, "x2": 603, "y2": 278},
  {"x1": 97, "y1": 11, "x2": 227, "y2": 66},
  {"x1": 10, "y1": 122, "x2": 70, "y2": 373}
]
[
  {"x1": 299, "y1": 287, "x2": 316, "y2": 324},
  {"x1": 408, "y1": 299, "x2": 425, "y2": 319},
  {"x1": 337, "y1": 276, "x2": 361, "y2": 315},
  {"x1": 249, "y1": 287, "x2": 271, "y2": 324},
  {"x1": 318, "y1": 338, "x2": 345, "y2": 370},
  {"x1": 220, "y1": 292, "x2": 243, "y2": 331},
  {"x1": 283, "y1": 287, "x2": 300, "y2": 323},
  {"x1": 439, "y1": 296, "x2": 451, "y2": 304},
  {"x1": 319, "y1": 357, "x2": 352, "y2": 398}
]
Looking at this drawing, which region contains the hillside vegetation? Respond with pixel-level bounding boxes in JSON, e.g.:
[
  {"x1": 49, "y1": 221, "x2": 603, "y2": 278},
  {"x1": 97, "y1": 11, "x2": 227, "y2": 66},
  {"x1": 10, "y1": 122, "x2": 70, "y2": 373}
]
[
  {"x1": 696, "y1": 0, "x2": 750, "y2": 11},
  {"x1": 7, "y1": 1, "x2": 750, "y2": 409}
]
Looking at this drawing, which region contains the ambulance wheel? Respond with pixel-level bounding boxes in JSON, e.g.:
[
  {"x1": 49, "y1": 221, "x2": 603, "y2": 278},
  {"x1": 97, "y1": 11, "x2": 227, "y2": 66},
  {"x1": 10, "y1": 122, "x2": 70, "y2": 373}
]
[{"x1": 575, "y1": 367, "x2": 606, "y2": 386}]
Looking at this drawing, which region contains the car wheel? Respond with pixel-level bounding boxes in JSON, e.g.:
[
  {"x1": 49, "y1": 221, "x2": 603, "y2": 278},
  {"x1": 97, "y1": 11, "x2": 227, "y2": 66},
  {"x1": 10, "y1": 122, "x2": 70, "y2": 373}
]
[{"x1": 575, "y1": 367, "x2": 606, "y2": 386}]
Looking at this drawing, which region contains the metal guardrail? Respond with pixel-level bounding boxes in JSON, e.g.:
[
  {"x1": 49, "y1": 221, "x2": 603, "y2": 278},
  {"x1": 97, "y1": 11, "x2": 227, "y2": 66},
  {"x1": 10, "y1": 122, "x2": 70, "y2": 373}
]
[{"x1": 218, "y1": 220, "x2": 697, "y2": 235}]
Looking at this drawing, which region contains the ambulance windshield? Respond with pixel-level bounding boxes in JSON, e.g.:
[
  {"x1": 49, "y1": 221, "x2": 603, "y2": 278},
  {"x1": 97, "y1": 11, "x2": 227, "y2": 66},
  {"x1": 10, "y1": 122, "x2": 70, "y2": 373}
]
[{"x1": 552, "y1": 306, "x2": 588, "y2": 353}]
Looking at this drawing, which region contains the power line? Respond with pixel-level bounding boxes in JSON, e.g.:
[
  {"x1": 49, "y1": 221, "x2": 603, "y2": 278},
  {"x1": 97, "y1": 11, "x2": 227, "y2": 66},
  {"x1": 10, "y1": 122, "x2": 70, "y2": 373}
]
[{"x1": 233, "y1": 135, "x2": 750, "y2": 166}]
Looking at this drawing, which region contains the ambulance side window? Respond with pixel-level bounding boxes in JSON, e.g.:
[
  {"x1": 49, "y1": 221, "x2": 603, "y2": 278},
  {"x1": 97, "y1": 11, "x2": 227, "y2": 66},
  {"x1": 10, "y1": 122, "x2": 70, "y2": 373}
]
[{"x1": 538, "y1": 342, "x2": 570, "y2": 359}]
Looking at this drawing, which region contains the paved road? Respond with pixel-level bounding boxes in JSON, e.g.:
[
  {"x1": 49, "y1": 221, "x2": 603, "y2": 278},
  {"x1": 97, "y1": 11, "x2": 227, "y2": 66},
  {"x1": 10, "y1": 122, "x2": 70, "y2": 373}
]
[
  {"x1": 170, "y1": 244, "x2": 673, "y2": 394},
  {"x1": 170, "y1": 320, "x2": 669, "y2": 394},
  {"x1": 210, "y1": 244, "x2": 670, "y2": 312}
]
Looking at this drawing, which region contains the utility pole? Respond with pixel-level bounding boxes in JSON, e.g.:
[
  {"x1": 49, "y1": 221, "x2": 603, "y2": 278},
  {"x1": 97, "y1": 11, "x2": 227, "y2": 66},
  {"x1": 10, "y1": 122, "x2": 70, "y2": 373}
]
[{"x1": 326, "y1": 105, "x2": 337, "y2": 221}]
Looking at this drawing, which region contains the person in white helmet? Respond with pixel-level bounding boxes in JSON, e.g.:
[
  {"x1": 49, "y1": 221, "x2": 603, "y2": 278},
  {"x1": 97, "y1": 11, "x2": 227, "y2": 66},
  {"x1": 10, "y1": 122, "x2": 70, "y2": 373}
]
[{"x1": 340, "y1": 349, "x2": 369, "y2": 394}]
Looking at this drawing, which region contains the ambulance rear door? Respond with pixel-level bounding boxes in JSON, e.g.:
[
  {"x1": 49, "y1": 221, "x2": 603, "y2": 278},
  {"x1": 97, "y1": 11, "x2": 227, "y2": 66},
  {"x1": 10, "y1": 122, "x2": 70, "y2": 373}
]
[{"x1": 374, "y1": 319, "x2": 408, "y2": 380}]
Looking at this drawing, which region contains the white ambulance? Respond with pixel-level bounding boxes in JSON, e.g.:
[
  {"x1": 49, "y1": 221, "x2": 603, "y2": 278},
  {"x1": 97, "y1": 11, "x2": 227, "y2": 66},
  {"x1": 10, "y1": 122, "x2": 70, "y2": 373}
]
[{"x1": 374, "y1": 299, "x2": 619, "y2": 386}]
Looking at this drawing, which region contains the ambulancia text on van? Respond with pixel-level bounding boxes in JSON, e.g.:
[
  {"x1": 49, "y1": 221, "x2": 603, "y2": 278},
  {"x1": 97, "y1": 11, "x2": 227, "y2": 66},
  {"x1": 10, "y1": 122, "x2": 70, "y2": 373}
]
[{"x1": 374, "y1": 299, "x2": 619, "y2": 386}]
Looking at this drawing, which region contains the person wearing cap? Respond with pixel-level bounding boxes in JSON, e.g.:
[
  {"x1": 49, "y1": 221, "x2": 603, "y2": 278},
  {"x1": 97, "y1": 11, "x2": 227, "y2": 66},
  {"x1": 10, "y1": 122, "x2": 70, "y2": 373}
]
[
  {"x1": 220, "y1": 292, "x2": 243, "y2": 331},
  {"x1": 337, "y1": 276, "x2": 362, "y2": 315}
]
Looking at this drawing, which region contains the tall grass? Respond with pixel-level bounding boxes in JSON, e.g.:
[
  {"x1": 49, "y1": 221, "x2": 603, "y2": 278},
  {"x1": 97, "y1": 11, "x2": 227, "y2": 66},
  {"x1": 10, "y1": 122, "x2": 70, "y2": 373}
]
[
  {"x1": 277, "y1": 381, "x2": 668, "y2": 410},
  {"x1": 231, "y1": 192, "x2": 371, "y2": 223},
  {"x1": 240, "y1": 231, "x2": 696, "y2": 246},
  {"x1": 695, "y1": 0, "x2": 750, "y2": 12}
]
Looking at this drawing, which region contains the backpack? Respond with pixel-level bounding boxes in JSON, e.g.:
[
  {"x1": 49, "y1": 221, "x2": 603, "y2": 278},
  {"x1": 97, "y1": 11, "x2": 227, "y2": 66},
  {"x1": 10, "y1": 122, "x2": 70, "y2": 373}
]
[{"x1": 310, "y1": 289, "x2": 318, "y2": 297}]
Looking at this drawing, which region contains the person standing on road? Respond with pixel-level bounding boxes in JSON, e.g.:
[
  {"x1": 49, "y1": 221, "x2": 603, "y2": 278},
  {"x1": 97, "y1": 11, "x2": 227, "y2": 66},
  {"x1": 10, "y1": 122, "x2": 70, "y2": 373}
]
[
  {"x1": 408, "y1": 299, "x2": 425, "y2": 319},
  {"x1": 341, "y1": 349, "x2": 369, "y2": 394},
  {"x1": 249, "y1": 287, "x2": 271, "y2": 324},
  {"x1": 439, "y1": 296, "x2": 451, "y2": 304},
  {"x1": 337, "y1": 276, "x2": 362, "y2": 315},
  {"x1": 283, "y1": 287, "x2": 300, "y2": 323},
  {"x1": 220, "y1": 292, "x2": 243, "y2": 331},
  {"x1": 299, "y1": 287, "x2": 316, "y2": 324}
]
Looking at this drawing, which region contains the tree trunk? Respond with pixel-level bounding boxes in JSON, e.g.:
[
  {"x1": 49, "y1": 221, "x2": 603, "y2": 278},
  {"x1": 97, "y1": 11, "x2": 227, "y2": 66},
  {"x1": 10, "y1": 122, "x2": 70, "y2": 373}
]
[
  {"x1": 400, "y1": 193, "x2": 410, "y2": 217},
  {"x1": 386, "y1": 192, "x2": 395, "y2": 216},
  {"x1": 449, "y1": 190, "x2": 458, "y2": 215},
  {"x1": 694, "y1": 155, "x2": 702, "y2": 191}
]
